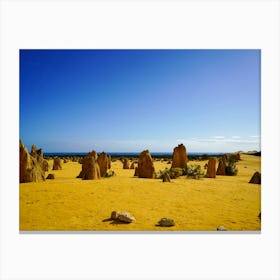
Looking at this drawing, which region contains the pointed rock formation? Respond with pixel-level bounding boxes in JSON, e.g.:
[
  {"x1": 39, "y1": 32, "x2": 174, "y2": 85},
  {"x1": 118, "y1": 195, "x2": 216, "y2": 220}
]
[
  {"x1": 206, "y1": 157, "x2": 216, "y2": 178},
  {"x1": 137, "y1": 150, "x2": 156, "y2": 178},
  {"x1": 171, "y1": 144, "x2": 188, "y2": 169},
  {"x1": 86, "y1": 151, "x2": 98, "y2": 161},
  {"x1": 29, "y1": 144, "x2": 48, "y2": 171},
  {"x1": 19, "y1": 140, "x2": 45, "y2": 183},
  {"x1": 249, "y1": 171, "x2": 261, "y2": 184},
  {"x1": 130, "y1": 162, "x2": 135, "y2": 169}
]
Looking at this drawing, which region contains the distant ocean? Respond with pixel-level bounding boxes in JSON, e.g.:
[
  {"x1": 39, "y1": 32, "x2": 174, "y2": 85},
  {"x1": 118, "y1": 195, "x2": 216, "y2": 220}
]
[{"x1": 44, "y1": 152, "x2": 224, "y2": 157}]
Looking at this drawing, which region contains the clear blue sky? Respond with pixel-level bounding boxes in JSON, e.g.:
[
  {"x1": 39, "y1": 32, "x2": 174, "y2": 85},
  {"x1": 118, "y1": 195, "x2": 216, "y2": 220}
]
[{"x1": 20, "y1": 49, "x2": 260, "y2": 153}]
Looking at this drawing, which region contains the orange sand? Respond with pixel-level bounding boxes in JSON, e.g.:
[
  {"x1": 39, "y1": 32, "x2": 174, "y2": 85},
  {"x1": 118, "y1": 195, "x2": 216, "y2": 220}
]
[{"x1": 20, "y1": 154, "x2": 261, "y2": 231}]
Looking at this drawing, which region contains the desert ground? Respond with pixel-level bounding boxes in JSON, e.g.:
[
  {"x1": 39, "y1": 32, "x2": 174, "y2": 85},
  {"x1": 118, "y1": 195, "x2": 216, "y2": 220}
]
[{"x1": 20, "y1": 154, "x2": 261, "y2": 231}]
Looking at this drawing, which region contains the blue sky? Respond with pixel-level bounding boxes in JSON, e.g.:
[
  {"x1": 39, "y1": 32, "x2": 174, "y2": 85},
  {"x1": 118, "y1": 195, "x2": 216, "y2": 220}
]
[{"x1": 20, "y1": 49, "x2": 260, "y2": 153}]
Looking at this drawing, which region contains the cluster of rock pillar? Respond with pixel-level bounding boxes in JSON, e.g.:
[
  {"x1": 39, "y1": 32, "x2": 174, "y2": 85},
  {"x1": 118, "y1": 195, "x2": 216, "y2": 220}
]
[
  {"x1": 77, "y1": 150, "x2": 111, "y2": 180},
  {"x1": 20, "y1": 141, "x2": 47, "y2": 183}
]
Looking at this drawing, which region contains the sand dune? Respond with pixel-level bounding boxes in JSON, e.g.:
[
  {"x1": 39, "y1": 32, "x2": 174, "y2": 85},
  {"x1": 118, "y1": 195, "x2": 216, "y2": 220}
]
[{"x1": 20, "y1": 154, "x2": 261, "y2": 231}]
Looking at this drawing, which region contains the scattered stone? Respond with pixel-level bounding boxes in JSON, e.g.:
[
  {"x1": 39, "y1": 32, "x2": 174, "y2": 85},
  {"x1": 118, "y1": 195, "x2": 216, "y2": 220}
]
[
  {"x1": 19, "y1": 140, "x2": 45, "y2": 183},
  {"x1": 117, "y1": 212, "x2": 136, "y2": 223},
  {"x1": 249, "y1": 171, "x2": 261, "y2": 184},
  {"x1": 171, "y1": 143, "x2": 188, "y2": 169},
  {"x1": 157, "y1": 217, "x2": 175, "y2": 227},
  {"x1": 217, "y1": 225, "x2": 227, "y2": 231},
  {"x1": 206, "y1": 157, "x2": 216, "y2": 178},
  {"x1": 123, "y1": 158, "x2": 130, "y2": 169},
  {"x1": 162, "y1": 172, "x2": 171, "y2": 182},
  {"x1": 46, "y1": 173, "x2": 55, "y2": 179},
  {"x1": 137, "y1": 150, "x2": 156, "y2": 178},
  {"x1": 110, "y1": 211, "x2": 135, "y2": 223},
  {"x1": 52, "y1": 157, "x2": 62, "y2": 170}
]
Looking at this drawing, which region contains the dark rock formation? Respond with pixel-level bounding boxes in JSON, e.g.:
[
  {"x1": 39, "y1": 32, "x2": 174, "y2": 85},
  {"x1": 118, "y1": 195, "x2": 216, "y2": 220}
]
[
  {"x1": 206, "y1": 157, "x2": 216, "y2": 178},
  {"x1": 216, "y1": 155, "x2": 227, "y2": 175},
  {"x1": 137, "y1": 150, "x2": 156, "y2": 178},
  {"x1": 46, "y1": 173, "x2": 55, "y2": 179},
  {"x1": 249, "y1": 171, "x2": 261, "y2": 184},
  {"x1": 171, "y1": 144, "x2": 188, "y2": 169}
]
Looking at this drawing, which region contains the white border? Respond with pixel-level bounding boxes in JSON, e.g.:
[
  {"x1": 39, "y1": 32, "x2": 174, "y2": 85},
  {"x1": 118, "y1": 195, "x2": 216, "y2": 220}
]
[{"x1": 1, "y1": 0, "x2": 279, "y2": 279}]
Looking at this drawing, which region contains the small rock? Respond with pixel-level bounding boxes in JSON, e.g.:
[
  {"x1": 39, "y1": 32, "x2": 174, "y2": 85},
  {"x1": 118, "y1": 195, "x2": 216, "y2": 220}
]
[
  {"x1": 117, "y1": 212, "x2": 136, "y2": 223},
  {"x1": 111, "y1": 211, "x2": 119, "y2": 220},
  {"x1": 258, "y1": 212, "x2": 261, "y2": 219},
  {"x1": 110, "y1": 211, "x2": 135, "y2": 223},
  {"x1": 217, "y1": 225, "x2": 227, "y2": 231},
  {"x1": 157, "y1": 217, "x2": 175, "y2": 227},
  {"x1": 249, "y1": 171, "x2": 261, "y2": 184},
  {"x1": 46, "y1": 173, "x2": 55, "y2": 179},
  {"x1": 118, "y1": 212, "x2": 136, "y2": 223}
]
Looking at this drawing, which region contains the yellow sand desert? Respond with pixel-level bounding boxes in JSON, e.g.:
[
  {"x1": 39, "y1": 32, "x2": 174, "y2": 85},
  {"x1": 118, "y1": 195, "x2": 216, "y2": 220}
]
[{"x1": 20, "y1": 154, "x2": 261, "y2": 231}]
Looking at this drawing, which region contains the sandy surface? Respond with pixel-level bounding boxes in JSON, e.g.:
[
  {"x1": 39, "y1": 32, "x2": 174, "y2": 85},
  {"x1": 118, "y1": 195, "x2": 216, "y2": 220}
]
[{"x1": 20, "y1": 154, "x2": 261, "y2": 231}]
